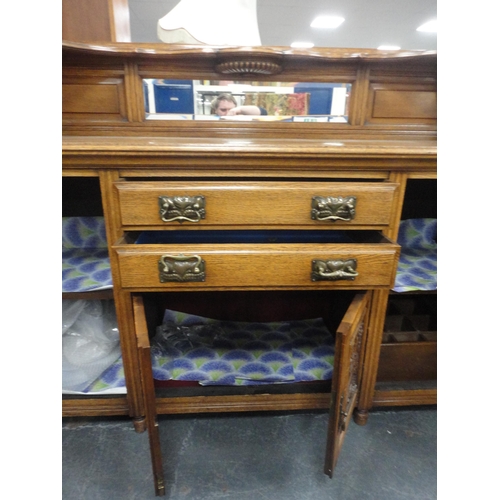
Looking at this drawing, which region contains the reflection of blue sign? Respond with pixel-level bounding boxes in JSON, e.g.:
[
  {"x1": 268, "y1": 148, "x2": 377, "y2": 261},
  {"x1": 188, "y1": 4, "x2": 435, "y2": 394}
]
[
  {"x1": 153, "y1": 80, "x2": 194, "y2": 114},
  {"x1": 294, "y1": 83, "x2": 348, "y2": 116}
]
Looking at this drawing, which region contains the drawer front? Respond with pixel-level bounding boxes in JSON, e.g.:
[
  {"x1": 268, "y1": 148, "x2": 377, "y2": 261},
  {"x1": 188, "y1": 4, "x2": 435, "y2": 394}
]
[
  {"x1": 114, "y1": 181, "x2": 398, "y2": 229},
  {"x1": 114, "y1": 242, "x2": 399, "y2": 290}
]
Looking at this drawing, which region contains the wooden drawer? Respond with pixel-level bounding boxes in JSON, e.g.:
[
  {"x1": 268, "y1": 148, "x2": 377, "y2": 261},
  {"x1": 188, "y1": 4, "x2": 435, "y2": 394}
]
[
  {"x1": 113, "y1": 233, "x2": 399, "y2": 291},
  {"x1": 114, "y1": 181, "x2": 399, "y2": 229}
]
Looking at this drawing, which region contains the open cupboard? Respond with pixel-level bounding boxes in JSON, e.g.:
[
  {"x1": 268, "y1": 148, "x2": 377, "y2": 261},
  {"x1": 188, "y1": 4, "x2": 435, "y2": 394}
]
[
  {"x1": 62, "y1": 41, "x2": 436, "y2": 495},
  {"x1": 374, "y1": 178, "x2": 437, "y2": 406}
]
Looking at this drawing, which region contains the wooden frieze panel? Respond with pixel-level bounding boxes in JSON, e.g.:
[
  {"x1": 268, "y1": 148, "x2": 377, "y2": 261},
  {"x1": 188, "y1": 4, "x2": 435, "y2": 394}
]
[
  {"x1": 62, "y1": 77, "x2": 127, "y2": 122},
  {"x1": 372, "y1": 90, "x2": 437, "y2": 119},
  {"x1": 365, "y1": 83, "x2": 437, "y2": 125}
]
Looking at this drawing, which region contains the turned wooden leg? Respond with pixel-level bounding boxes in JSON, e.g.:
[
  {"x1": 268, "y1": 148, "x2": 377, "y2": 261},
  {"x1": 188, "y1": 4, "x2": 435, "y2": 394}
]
[
  {"x1": 353, "y1": 409, "x2": 369, "y2": 426},
  {"x1": 133, "y1": 417, "x2": 147, "y2": 433}
]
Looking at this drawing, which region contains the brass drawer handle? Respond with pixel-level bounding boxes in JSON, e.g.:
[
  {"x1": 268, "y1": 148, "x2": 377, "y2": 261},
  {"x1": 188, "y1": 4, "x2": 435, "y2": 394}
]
[
  {"x1": 158, "y1": 254, "x2": 206, "y2": 282},
  {"x1": 311, "y1": 196, "x2": 356, "y2": 222},
  {"x1": 311, "y1": 259, "x2": 358, "y2": 281},
  {"x1": 158, "y1": 195, "x2": 206, "y2": 223}
]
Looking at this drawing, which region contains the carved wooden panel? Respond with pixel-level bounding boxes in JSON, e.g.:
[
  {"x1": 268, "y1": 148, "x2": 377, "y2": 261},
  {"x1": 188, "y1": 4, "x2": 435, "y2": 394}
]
[{"x1": 324, "y1": 292, "x2": 369, "y2": 476}]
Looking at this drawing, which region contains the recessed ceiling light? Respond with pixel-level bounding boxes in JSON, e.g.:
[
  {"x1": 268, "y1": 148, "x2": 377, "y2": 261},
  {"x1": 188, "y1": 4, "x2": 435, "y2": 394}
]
[
  {"x1": 377, "y1": 45, "x2": 401, "y2": 50},
  {"x1": 291, "y1": 42, "x2": 315, "y2": 48},
  {"x1": 311, "y1": 15, "x2": 345, "y2": 29},
  {"x1": 417, "y1": 20, "x2": 437, "y2": 32}
]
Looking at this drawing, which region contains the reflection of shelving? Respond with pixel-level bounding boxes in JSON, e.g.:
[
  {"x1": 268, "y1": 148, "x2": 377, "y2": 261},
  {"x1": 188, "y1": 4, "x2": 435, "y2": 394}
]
[{"x1": 194, "y1": 84, "x2": 296, "y2": 93}]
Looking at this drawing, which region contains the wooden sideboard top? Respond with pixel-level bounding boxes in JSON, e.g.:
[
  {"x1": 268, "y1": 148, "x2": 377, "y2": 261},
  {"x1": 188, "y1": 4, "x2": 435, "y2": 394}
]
[
  {"x1": 62, "y1": 135, "x2": 436, "y2": 155},
  {"x1": 62, "y1": 136, "x2": 436, "y2": 175}
]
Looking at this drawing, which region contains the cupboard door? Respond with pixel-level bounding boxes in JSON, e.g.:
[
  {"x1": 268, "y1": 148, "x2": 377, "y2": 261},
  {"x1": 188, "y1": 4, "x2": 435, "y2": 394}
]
[
  {"x1": 133, "y1": 295, "x2": 165, "y2": 496},
  {"x1": 324, "y1": 292, "x2": 369, "y2": 477}
]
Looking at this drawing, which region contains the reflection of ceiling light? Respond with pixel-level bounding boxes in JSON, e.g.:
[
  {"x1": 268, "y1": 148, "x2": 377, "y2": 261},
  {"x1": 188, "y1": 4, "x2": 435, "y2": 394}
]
[
  {"x1": 311, "y1": 16, "x2": 345, "y2": 29},
  {"x1": 377, "y1": 45, "x2": 401, "y2": 50},
  {"x1": 417, "y1": 20, "x2": 437, "y2": 32},
  {"x1": 291, "y1": 42, "x2": 315, "y2": 48},
  {"x1": 158, "y1": 0, "x2": 261, "y2": 45}
]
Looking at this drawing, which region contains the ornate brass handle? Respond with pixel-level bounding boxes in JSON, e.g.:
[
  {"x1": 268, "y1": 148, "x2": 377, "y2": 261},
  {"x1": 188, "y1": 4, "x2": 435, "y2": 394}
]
[
  {"x1": 158, "y1": 254, "x2": 206, "y2": 283},
  {"x1": 311, "y1": 196, "x2": 356, "y2": 222},
  {"x1": 311, "y1": 258, "x2": 358, "y2": 281},
  {"x1": 158, "y1": 195, "x2": 206, "y2": 223}
]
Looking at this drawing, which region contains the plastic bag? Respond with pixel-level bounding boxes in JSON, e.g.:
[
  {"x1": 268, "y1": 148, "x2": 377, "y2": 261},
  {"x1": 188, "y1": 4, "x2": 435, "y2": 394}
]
[
  {"x1": 62, "y1": 300, "x2": 121, "y2": 392},
  {"x1": 152, "y1": 321, "x2": 224, "y2": 353}
]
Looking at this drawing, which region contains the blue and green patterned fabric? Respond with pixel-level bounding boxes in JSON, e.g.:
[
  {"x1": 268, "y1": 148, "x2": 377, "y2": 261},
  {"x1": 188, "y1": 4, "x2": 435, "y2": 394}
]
[
  {"x1": 392, "y1": 218, "x2": 437, "y2": 293},
  {"x1": 62, "y1": 357, "x2": 126, "y2": 395},
  {"x1": 151, "y1": 309, "x2": 335, "y2": 386},
  {"x1": 80, "y1": 358, "x2": 126, "y2": 394},
  {"x1": 62, "y1": 217, "x2": 113, "y2": 292}
]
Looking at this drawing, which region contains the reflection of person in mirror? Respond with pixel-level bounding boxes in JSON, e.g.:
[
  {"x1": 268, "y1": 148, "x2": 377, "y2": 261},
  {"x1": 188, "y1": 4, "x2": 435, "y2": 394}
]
[{"x1": 211, "y1": 93, "x2": 268, "y2": 116}]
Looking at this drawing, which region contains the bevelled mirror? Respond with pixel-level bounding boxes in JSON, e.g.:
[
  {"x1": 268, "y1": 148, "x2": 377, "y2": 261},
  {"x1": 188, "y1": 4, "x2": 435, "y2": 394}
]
[{"x1": 143, "y1": 79, "x2": 351, "y2": 122}]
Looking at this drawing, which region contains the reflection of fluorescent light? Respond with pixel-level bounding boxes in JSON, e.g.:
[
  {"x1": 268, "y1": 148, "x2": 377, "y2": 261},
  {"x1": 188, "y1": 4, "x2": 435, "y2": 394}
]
[
  {"x1": 311, "y1": 16, "x2": 345, "y2": 29},
  {"x1": 291, "y1": 42, "x2": 315, "y2": 48},
  {"x1": 417, "y1": 20, "x2": 437, "y2": 32},
  {"x1": 377, "y1": 45, "x2": 401, "y2": 50}
]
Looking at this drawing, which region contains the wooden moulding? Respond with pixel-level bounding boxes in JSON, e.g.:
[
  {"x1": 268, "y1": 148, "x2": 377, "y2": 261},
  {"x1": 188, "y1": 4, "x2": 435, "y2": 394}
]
[
  {"x1": 372, "y1": 388, "x2": 437, "y2": 407},
  {"x1": 62, "y1": 41, "x2": 436, "y2": 64},
  {"x1": 214, "y1": 53, "x2": 284, "y2": 76},
  {"x1": 62, "y1": 396, "x2": 129, "y2": 416},
  {"x1": 155, "y1": 393, "x2": 331, "y2": 415}
]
